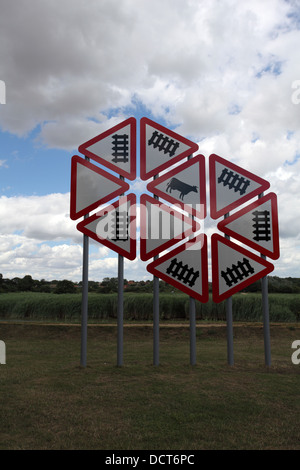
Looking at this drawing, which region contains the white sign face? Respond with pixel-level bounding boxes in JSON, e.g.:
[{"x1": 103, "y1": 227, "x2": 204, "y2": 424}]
[
  {"x1": 217, "y1": 193, "x2": 280, "y2": 259},
  {"x1": 70, "y1": 156, "x2": 129, "y2": 220},
  {"x1": 147, "y1": 154, "x2": 206, "y2": 220},
  {"x1": 144, "y1": 124, "x2": 190, "y2": 175},
  {"x1": 140, "y1": 117, "x2": 199, "y2": 180},
  {"x1": 147, "y1": 234, "x2": 209, "y2": 302},
  {"x1": 209, "y1": 154, "x2": 270, "y2": 219},
  {"x1": 77, "y1": 194, "x2": 136, "y2": 260},
  {"x1": 78, "y1": 117, "x2": 136, "y2": 180},
  {"x1": 140, "y1": 194, "x2": 199, "y2": 261},
  {"x1": 211, "y1": 234, "x2": 274, "y2": 302}
]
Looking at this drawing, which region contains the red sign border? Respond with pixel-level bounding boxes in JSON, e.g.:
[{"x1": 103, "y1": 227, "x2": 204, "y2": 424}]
[
  {"x1": 76, "y1": 193, "x2": 137, "y2": 260},
  {"x1": 209, "y1": 154, "x2": 270, "y2": 219},
  {"x1": 217, "y1": 192, "x2": 280, "y2": 260},
  {"x1": 78, "y1": 117, "x2": 136, "y2": 180},
  {"x1": 146, "y1": 234, "x2": 209, "y2": 303},
  {"x1": 70, "y1": 155, "x2": 129, "y2": 220},
  {"x1": 140, "y1": 193, "x2": 200, "y2": 261},
  {"x1": 146, "y1": 154, "x2": 207, "y2": 219},
  {"x1": 140, "y1": 117, "x2": 199, "y2": 181},
  {"x1": 211, "y1": 233, "x2": 274, "y2": 303}
]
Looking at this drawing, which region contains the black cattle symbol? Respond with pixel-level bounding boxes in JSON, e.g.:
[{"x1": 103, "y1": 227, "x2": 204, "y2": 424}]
[{"x1": 166, "y1": 177, "x2": 198, "y2": 201}]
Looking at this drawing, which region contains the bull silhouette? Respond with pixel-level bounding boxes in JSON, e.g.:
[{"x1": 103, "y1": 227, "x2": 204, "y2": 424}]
[{"x1": 166, "y1": 177, "x2": 198, "y2": 201}]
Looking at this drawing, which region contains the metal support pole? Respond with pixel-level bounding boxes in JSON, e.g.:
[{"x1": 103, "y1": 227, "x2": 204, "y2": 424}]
[
  {"x1": 258, "y1": 193, "x2": 271, "y2": 367},
  {"x1": 80, "y1": 157, "x2": 90, "y2": 368},
  {"x1": 189, "y1": 297, "x2": 196, "y2": 366},
  {"x1": 261, "y1": 262, "x2": 271, "y2": 367},
  {"x1": 117, "y1": 253, "x2": 124, "y2": 367},
  {"x1": 187, "y1": 154, "x2": 196, "y2": 366},
  {"x1": 153, "y1": 174, "x2": 160, "y2": 366},
  {"x1": 224, "y1": 212, "x2": 234, "y2": 366},
  {"x1": 117, "y1": 176, "x2": 125, "y2": 367}
]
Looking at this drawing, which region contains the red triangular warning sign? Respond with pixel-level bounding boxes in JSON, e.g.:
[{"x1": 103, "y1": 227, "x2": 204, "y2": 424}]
[
  {"x1": 140, "y1": 194, "x2": 200, "y2": 261},
  {"x1": 70, "y1": 155, "x2": 129, "y2": 220},
  {"x1": 147, "y1": 154, "x2": 206, "y2": 219},
  {"x1": 76, "y1": 194, "x2": 137, "y2": 260},
  {"x1": 140, "y1": 117, "x2": 199, "y2": 180},
  {"x1": 78, "y1": 117, "x2": 136, "y2": 180},
  {"x1": 147, "y1": 234, "x2": 209, "y2": 303},
  {"x1": 209, "y1": 154, "x2": 270, "y2": 219},
  {"x1": 211, "y1": 233, "x2": 274, "y2": 303},
  {"x1": 217, "y1": 192, "x2": 280, "y2": 260}
]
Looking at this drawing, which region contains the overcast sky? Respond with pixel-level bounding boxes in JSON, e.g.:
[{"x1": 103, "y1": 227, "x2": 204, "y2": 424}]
[{"x1": 0, "y1": 0, "x2": 299, "y2": 282}]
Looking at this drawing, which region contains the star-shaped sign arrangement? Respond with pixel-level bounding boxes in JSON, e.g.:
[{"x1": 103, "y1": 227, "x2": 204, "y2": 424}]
[{"x1": 70, "y1": 117, "x2": 280, "y2": 303}]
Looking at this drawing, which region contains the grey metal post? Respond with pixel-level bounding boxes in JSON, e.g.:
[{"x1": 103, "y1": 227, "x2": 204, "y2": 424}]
[
  {"x1": 258, "y1": 193, "x2": 271, "y2": 367},
  {"x1": 117, "y1": 175, "x2": 125, "y2": 367},
  {"x1": 224, "y1": 212, "x2": 234, "y2": 366},
  {"x1": 153, "y1": 174, "x2": 160, "y2": 366},
  {"x1": 189, "y1": 297, "x2": 196, "y2": 365},
  {"x1": 117, "y1": 253, "x2": 124, "y2": 367},
  {"x1": 80, "y1": 156, "x2": 90, "y2": 368},
  {"x1": 187, "y1": 154, "x2": 196, "y2": 366}
]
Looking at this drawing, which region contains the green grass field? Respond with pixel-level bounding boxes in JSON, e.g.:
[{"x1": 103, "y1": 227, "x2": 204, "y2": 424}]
[
  {"x1": 0, "y1": 321, "x2": 299, "y2": 450},
  {"x1": 0, "y1": 291, "x2": 299, "y2": 322}
]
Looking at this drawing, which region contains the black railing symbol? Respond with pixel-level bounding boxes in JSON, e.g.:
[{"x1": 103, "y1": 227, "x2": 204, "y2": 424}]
[
  {"x1": 111, "y1": 134, "x2": 129, "y2": 163},
  {"x1": 252, "y1": 210, "x2": 271, "y2": 241},
  {"x1": 221, "y1": 257, "x2": 254, "y2": 287},
  {"x1": 148, "y1": 131, "x2": 180, "y2": 158},
  {"x1": 111, "y1": 211, "x2": 129, "y2": 241},
  {"x1": 218, "y1": 168, "x2": 251, "y2": 195},
  {"x1": 166, "y1": 258, "x2": 199, "y2": 287}
]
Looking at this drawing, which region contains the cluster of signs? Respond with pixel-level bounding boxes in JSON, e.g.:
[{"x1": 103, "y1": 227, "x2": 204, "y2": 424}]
[{"x1": 70, "y1": 117, "x2": 280, "y2": 303}]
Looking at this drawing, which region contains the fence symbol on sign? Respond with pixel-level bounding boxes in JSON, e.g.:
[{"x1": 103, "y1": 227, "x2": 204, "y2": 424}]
[
  {"x1": 111, "y1": 211, "x2": 129, "y2": 241},
  {"x1": 166, "y1": 258, "x2": 200, "y2": 288},
  {"x1": 166, "y1": 177, "x2": 198, "y2": 201},
  {"x1": 111, "y1": 134, "x2": 129, "y2": 163},
  {"x1": 148, "y1": 131, "x2": 180, "y2": 158},
  {"x1": 221, "y1": 257, "x2": 255, "y2": 287},
  {"x1": 217, "y1": 168, "x2": 251, "y2": 195},
  {"x1": 252, "y1": 210, "x2": 271, "y2": 241}
]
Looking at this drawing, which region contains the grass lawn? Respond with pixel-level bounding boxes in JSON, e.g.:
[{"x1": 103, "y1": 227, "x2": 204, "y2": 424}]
[{"x1": 0, "y1": 321, "x2": 299, "y2": 450}]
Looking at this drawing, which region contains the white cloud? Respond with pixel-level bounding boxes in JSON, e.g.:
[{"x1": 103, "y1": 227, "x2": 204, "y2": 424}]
[{"x1": 0, "y1": 0, "x2": 299, "y2": 280}]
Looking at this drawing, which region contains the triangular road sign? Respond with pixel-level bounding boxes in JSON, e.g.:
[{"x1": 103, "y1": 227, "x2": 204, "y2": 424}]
[
  {"x1": 140, "y1": 194, "x2": 200, "y2": 261},
  {"x1": 147, "y1": 154, "x2": 206, "y2": 219},
  {"x1": 140, "y1": 117, "x2": 199, "y2": 180},
  {"x1": 211, "y1": 233, "x2": 274, "y2": 303},
  {"x1": 147, "y1": 234, "x2": 209, "y2": 303},
  {"x1": 217, "y1": 193, "x2": 280, "y2": 260},
  {"x1": 70, "y1": 155, "x2": 129, "y2": 220},
  {"x1": 209, "y1": 154, "x2": 270, "y2": 219},
  {"x1": 76, "y1": 194, "x2": 137, "y2": 260},
  {"x1": 78, "y1": 117, "x2": 136, "y2": 180}
]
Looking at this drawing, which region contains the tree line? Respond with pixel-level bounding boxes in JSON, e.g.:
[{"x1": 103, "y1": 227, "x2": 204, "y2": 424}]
[{"x1": 0, "y1": 273, "x2": 299, "y2": 294}]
